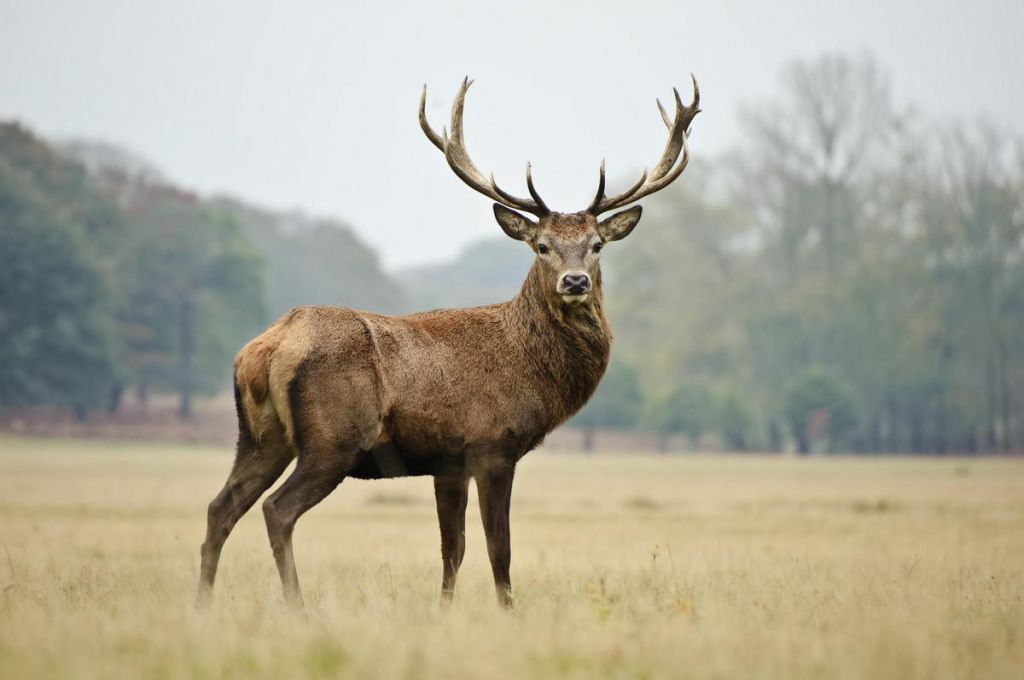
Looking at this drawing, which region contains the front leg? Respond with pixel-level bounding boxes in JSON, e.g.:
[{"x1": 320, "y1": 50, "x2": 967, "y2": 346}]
[
  {"x1": 433, "y1": 474, "x2": 469, "y2": 603},
  {"x1": 474, "y1": 461, "x2": 516, "y2": 608}
]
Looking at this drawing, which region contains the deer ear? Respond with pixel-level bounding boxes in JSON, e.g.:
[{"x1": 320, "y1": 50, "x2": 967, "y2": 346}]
[
  {"x1": 493, "y1": 204, "x2": 536, "y2": 242},
  {"x1": 597, "y1": 206, "x2": 642, "y2": 242}
]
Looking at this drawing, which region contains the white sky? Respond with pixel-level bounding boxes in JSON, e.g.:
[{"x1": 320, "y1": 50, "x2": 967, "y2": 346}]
[{"x1": 2, "y1": 0, "x2": 1021, "y2": 269}]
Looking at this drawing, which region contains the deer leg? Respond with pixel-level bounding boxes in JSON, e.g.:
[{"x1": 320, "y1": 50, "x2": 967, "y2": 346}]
[
  {"x1": 197, "y1": 432, "x2": 293, "y2": 606},
  {"x1": 262, "y1": 454, "x2": 349, "y2": 608},
  {"x1": 475, "y1": 461, "x2": 516, "y2": 608},
  {"x1": 434, "y1": 474, "x2": 470, "y2": 603}
]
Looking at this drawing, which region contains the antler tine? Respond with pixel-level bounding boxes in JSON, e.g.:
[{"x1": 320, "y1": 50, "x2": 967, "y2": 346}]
[
  {"x1": 525, "y1": 162, "x2": 549, "y2": 213},
  {"x1": 648, "y1": 87, "x2": 689, "y2": 181},
  {"x1": 419, "y1": 85, "x2": 445, "y2": 152},
  {"x1": 443, "y1": 78, "x2": 490, "y2": 195},
  {"x1": 488, "y1": 171, "x2": 532, "y2": 209},
  {"x1": 587, "y1": 158, "x2": 607, "y2": 213},
  {"x1": 588, "y1": 158, "x2": 656, "y2": 214},
  {"x1": 588, "y1": 74, "x2": 701, "y2": 215},
  {"x1": 591, "y1": 166, "x2": 650, "y2": 213},
  {"x1": 421, "y1": 77, "x2": 549, "y2": 216},
  {"x1": 657, "y1": 99, "x2": 671, "y2": 129}
]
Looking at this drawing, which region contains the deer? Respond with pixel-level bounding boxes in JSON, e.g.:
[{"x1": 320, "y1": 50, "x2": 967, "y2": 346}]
[{"x1": 196, "y1": 76, "x2": 700, "y2": 609}]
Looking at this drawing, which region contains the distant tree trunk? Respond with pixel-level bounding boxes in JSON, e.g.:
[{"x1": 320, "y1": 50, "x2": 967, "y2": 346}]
[
  {"x1": 909, "y1": 416, "x2": 925, "y2": 454},
  {"x1": 655, "y1": 434, "x2": 670, "y2": 453},
  {"x1": 796, "y1": 430, "x2": 810, "y2": 455},
  {"x1": 887, "y1": 400, "x2": 901, "y2": 452},
  {"x1": 178, "y1": 295, "x2": 195, "y2": 420},
  {"x1": 866, "y1": 414, "x2": 882, "y2": 453},
  {"x1": 966, "y1": 430, "x2": 978, "y2": 456},
  {"x1": 582, "y1": 426, "x2": 595, "y2": 453},
  {"x1": 984, "y1": 350, "x2": 999, "y2": 453},
  {"x1": 998, "y1": 338, "x2": 1011, "y2": 452},
  {"x1": 768, "y1": 420, "x2": 783, "y2": 453},
  {"x1": 108, "y1": 383, "x2": 124, "y2": 414},
  {"x1": 821, "y1": 177, "x2": 839, "y2": 275},
  {"x1": 935, "y1": 430, "x2": 947, "y2": 456}
]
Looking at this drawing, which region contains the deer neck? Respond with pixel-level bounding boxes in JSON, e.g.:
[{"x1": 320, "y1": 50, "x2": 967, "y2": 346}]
[{"x1": 504, "y1": 260, "x2": 612, "y2": 423}]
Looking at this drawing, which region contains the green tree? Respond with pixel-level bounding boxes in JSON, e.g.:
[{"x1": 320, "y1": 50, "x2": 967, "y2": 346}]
[
  {"x1": 572, "y1": 360, "x2": 642, "y2": 451},
  {"x1": 217, "y1": 199, "x2": 407, "y2": 318},
  {"x1": 646, "y1": 381, "x2": 716, "y2": 450},
  {"x1": 918, "y1": 123, "x2": 1024, "y2": 451},
  {"x1": 784, "y1": 367, "x2": 858, "y2": 453},
  {"x1": 112, "y1": 183, "x2": 264, "y2": 418},
  {"x1": 398, "y1": 237, "x2": 529, "y2": 310},
  {"x1": 0, "y1": 155, "x2": 118, "y2": 414},
  {"x1": 713, "y1": 387, "x2": 757, "y2": 451}
]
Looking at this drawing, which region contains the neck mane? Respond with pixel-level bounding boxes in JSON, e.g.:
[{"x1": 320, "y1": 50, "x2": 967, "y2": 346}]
[{"x1": 502, "y1": 260, "x2": 612, "y2": 426}]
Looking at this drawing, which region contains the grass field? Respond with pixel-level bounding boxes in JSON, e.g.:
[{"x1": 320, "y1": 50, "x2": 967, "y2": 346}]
[{"x1": 0, "y1": 435, "x2": 1022, "y2": 679}]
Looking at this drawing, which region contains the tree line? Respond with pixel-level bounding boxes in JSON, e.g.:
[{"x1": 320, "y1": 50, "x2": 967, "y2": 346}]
[
  {"x1": 577, "y1": 53, "x2": 1024, "y2": 454},
  {"x1": 0, "y1": 126, "x2": 404, "y2": 419}
]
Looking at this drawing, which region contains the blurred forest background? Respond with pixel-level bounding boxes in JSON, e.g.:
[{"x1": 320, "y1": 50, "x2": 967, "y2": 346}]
[{"x1": 2, "y1": 53, "x2": 1022, "y2": 454}]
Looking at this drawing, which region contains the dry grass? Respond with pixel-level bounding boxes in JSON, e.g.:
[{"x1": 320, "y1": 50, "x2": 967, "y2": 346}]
[{"x1": 0, "y1": 435, "x2": 1022, "y2": 679}]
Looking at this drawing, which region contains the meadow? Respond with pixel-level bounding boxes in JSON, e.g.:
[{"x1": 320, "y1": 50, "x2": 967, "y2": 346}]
[{"x1": 0, "y1": 435, "x2": 1021, "y2": 679}]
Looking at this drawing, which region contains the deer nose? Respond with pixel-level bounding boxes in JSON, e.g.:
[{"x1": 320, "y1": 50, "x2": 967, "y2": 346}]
[{"x1": 560, "y1": 272, "x2": 592, "y2": 295}]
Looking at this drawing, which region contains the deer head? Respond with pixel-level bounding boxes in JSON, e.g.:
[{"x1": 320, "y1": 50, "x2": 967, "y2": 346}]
[{"x1": 420, "y1": 76, "x2": 700, "y2": 305}]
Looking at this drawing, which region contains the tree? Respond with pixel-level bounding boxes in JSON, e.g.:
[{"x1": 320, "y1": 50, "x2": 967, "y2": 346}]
[
  {"x1": 217, "y1": 199, "x2": 408, "y2": 318},
  {"x1": 920, "y1": 123, "x2": 1024, "y2": 451},
  {"x1": 398, "y1": 237, "x2": 529, "y2": 310},
  {"x1": 736, "y1": 52, "x2": 894, "y2": 276},
  {"x1": 571, "y1": 360, "x2": 642, "y2": 451},
  {"x1": 784, "y1": 367, "x2": 858, "y2": 454},
  {"x1": 111, "y1": 182, "x2": 265, "y2": 418},
  {"x1": 713, "y1": 387, "x2": 756, "y2": 451},
  {"x1": 646, "y1": 381, "x2": 716, "y2": 450},
  {"x1": 598, "y1": 54, "x2": 1024, "y2": 454},
  {"x1": 0, "y1": 152, "x2": 119, "y2": 414}
]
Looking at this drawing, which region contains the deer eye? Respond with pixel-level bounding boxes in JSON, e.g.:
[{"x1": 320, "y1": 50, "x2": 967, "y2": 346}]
[
  {"x1": 592, "y1": 242, "x2": 603, "y2": 253},
  {"x1": 537, "y1": 243, "x2": 549, "y2": 255}
]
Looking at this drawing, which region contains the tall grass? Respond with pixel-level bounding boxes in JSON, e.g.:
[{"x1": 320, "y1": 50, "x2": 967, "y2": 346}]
[{"x1": 1, "y1": 436, "x2": 1021, "y2": 678}]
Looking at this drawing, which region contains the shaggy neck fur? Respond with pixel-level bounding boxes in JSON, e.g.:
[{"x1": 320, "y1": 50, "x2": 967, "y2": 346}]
[{"x1": 502, "y1": 259, "x2": 612, "y2": 427}]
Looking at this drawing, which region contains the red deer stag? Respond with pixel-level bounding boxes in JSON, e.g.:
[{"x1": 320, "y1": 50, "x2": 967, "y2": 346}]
[{"x1": 197, "y1": 76, "x2": 700, "y2": 609}]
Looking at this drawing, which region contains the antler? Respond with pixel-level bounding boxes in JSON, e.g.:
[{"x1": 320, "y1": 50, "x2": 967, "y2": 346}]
[
  {"x1": 420, "y1": 77, "x2": 550, "y2": 217},
  {"x1": 587, "y1": 75, "x2": 701, "y2": 215}
]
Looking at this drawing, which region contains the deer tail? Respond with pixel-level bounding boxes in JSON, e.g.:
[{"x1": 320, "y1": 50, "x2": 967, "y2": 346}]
[{"x1": 234, "y1": 334, "x2": 278, "y2": 443}]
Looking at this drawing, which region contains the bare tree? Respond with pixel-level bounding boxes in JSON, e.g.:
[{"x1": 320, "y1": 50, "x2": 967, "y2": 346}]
[
  {"x1": 737, "y1": 53, "x2": 893, "y2": 273},
  {"x1": 924, "y1": 122, "x2": 1024, "y2": 451}
]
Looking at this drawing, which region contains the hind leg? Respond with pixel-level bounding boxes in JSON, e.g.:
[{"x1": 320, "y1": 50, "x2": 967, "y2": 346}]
[
  {"x1": 263, "y1": 356, "x2": 381, "y2": 607},
  {"x1": 197, "y1": 427, "x2": 293, "y2": 606},
  {"x1": 262, "y1": 451, "x2": 353, "y2": 608}
]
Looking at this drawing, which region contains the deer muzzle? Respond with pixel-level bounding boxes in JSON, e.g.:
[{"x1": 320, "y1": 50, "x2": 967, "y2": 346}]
[{"x1": 558, "y1": 271, "x2": 592, "y2": 299}]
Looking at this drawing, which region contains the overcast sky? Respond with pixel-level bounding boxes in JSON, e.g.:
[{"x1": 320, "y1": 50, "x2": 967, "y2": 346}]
[{"x1": 2, "y1": 0, "x2": 1021, "y2": 269}]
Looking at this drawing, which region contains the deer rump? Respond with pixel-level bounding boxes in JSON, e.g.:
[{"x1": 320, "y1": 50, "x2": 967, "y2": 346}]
[{"x1": 234, "y1": 305, "x2": 555, "y2": 481}]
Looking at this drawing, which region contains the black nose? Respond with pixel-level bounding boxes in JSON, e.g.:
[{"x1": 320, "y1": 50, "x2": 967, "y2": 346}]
[{"x1": 561, "y1": 272, "x2": 591, "y2": 295}]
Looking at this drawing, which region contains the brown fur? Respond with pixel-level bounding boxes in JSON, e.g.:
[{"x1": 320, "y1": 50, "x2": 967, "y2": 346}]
[
  {"x1": 197, "y1": 211, "x2": 621, "y2": 608},
  {"x1": 197, "y1": 75, "x2": 697, "y2": 609}
]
